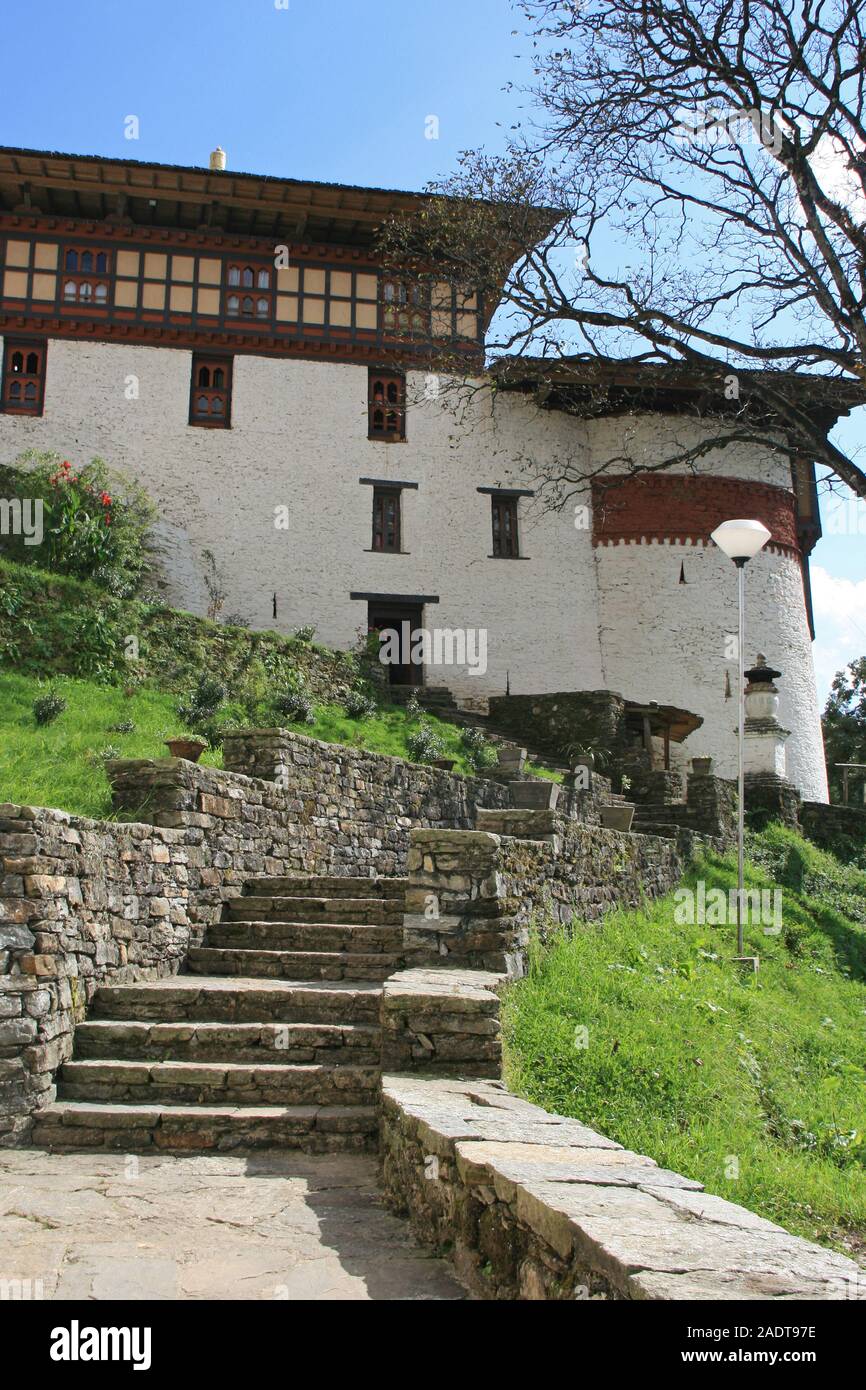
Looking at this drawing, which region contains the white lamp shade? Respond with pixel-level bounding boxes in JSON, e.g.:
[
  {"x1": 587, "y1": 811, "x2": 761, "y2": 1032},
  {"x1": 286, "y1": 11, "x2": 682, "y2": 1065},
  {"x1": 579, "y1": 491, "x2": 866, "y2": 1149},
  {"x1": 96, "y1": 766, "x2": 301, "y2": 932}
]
[{"x1": 710, "y1": 518, "x2": 772, "y2": 561}]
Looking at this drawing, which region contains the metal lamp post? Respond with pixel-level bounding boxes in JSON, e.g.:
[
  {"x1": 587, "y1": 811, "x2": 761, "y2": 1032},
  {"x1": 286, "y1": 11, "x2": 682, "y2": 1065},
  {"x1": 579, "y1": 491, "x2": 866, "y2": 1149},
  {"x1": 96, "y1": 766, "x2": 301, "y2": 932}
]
[{"x1": 710, "y1": 519, "x2": 772, "y2": 959}]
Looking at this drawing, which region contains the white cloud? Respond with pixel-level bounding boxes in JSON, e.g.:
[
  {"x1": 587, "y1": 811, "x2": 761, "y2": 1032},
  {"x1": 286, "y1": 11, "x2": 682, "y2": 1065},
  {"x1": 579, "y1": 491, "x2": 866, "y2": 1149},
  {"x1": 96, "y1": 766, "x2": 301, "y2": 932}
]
[{"x1": 810, "y1": 565, "x2": 866, "y2": 702}]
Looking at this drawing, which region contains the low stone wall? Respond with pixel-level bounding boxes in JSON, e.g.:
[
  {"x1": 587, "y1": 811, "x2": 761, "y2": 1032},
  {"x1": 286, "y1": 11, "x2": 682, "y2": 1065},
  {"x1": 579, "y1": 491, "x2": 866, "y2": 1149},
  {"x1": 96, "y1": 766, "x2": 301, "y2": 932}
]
[
  {"x1": 108, "y1": 732, "x2": 509, "y2": 880},
  {"x1": 402, "y1": 816, "x2": 684, "y2": 974},
  {"x1": 0, "y1": 803, "x2": 197, "y2": 1146},
  {"x1": 381, "y1": 1075, "x2": 865, "y2": 1300},
  {"x1": 486, "y1": 690, "x2": 627, "y2": 763},
  {"x1": 381, "y1": 967, "x2": 503, "y2": 1078},
  {"x1": 801, "y1": 800, "x2": 866, "y2": 857}
]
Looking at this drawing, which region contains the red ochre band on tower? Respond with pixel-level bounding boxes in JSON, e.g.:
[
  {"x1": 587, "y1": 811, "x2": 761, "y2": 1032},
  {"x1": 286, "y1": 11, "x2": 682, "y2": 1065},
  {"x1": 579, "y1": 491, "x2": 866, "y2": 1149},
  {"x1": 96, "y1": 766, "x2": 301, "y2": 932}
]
[{"x1": 590, "y1": 474, "x2": 800, "y2": 556}]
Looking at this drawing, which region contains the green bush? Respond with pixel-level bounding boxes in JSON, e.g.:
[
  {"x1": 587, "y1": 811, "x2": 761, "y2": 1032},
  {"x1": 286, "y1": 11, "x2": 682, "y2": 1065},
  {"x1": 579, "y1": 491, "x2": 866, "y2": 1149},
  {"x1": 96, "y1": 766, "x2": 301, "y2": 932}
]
[
  {"x1": 0, "y1": 452, "x2": 155, "y2": 597},
  {"x1": 461, "y1": 725, "x2": 499, "y2": 771},
  {"x1": 343, "y1": 688, "x2": 377, "y2": 720},
  {"x1": 407, "y1": 719, "x2": 447, "y2": 764},
  {"x1": 32, "y1": 690, "x2": 67, "y2": 725},
  {"x1": 177, "y1": 675, "x2": 226, "y2": 734}
]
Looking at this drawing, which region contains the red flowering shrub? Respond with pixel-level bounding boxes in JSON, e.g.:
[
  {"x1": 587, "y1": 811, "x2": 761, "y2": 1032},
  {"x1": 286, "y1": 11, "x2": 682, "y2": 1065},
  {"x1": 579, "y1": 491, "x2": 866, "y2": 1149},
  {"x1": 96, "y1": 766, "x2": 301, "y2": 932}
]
[{"x1": 0, "y1": 451, "x2": 154, "y2": 596}]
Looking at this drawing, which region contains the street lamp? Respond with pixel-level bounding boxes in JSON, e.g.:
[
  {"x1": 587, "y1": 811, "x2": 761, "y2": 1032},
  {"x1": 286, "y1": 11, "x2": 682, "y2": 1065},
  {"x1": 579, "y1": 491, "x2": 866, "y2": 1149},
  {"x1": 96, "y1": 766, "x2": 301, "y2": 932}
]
[{"x1": 710, "y1": 519, "x2": 772, "y2": 960}]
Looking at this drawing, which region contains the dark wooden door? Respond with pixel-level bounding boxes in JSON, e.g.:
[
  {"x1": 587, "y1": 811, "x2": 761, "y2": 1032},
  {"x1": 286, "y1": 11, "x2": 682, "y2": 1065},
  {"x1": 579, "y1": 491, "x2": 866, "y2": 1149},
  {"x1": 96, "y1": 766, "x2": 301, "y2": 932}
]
[{"x1": 368, "y1": 602, "x2": 424, "y2": 686}]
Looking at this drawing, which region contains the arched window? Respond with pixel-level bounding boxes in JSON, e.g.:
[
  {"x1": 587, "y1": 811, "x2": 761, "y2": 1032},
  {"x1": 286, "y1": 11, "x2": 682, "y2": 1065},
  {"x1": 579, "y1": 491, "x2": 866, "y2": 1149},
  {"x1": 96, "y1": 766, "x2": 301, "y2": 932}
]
[
  {"x1": 2, "y1": 340, "x2": 46, "y2": 416},
  {"x1": 60, "y1": 245, "x2": 112, "y2": 308},
  {"x1": 381, "y1": 280, "x2": 430, "y2": 337},
  {"x1": 189, "y1": 355, "x2": 232, "y2": 428},
  {"x1": 368, "y1": 370, "x2": 405, "y2": 441},
  {"x1": 225, "y1": 264, "x2": 273, "y2": 322}
]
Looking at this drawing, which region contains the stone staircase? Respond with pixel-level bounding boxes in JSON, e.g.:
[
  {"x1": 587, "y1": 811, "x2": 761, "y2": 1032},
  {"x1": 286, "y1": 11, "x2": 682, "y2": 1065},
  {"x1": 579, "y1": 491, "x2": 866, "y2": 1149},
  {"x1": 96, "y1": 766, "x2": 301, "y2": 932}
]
[{"x1": 31, "y1": 874, "x2": 407, "y2": 1155}]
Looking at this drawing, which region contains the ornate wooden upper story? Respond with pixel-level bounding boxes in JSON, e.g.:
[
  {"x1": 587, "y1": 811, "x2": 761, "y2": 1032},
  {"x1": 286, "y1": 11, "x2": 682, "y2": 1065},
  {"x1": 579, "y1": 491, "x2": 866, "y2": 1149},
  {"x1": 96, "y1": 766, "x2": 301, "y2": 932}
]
[{"x1": 0, "y1": 147, "x2": 496, "y2": 365}]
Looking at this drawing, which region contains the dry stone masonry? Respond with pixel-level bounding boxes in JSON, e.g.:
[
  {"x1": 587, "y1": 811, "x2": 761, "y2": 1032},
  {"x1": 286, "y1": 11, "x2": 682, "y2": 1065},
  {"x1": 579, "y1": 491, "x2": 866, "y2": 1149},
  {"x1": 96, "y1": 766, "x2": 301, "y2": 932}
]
[
  {"x1": 381, "y1": 1076, "x2": 866, "y2": 1300},
  {"x1": 3, "y1": 729, "x2": 864, "y2": 1300}
]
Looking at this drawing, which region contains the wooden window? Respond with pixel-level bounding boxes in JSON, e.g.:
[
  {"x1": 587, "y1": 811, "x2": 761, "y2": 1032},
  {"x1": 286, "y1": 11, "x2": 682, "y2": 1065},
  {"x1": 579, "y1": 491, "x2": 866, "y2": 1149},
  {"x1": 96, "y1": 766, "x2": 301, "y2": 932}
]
[
  {"x1": 61, "y1": 246, "x2": 111, "y2": 307},
  {"x1": 226, "y1": 264, "x2": 272, "y2": 320},
  {"x1": 1, "y1": 340, "x2": 46, "y2": 416},
  {"x1": 368, "y1": 370, "x2": 406, "y2": 441},
  {"x1": 372, "y1": 487, "x2": 402, "y2": 553},
  {"x1": 491, "y1": 495, "x2": 519, "y2": 558},
  {"x1": 189, "y1": 355, "x2": 232, "y2": 427},
  {"x1": 381, "y1": 279, "x2": 429, "y2": 336}
]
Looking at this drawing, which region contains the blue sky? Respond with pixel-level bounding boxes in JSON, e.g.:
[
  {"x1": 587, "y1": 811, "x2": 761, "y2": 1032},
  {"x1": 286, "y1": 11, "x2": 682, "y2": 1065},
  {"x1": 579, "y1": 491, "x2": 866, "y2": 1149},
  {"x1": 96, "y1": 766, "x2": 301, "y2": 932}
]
[{"x1": 2, "y1": 0, "x2": 863, "y2": 698}]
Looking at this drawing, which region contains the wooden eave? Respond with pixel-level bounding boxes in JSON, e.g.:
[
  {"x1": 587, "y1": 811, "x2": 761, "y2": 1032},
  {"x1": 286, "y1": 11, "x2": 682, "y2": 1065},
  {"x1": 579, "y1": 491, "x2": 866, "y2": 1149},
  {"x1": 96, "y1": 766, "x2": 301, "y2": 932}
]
[{"x1": 490, "y1": 356, "x2": 866, "y2": 429}]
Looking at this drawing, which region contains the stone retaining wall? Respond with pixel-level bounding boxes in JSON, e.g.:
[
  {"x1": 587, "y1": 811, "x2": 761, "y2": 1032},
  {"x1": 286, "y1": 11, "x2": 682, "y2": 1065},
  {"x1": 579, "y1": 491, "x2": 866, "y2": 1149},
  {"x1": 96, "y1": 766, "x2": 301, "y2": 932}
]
[
  {"x1": 381, "y1": 1075, "x2": 865, "y2": 1300},
  {"x1": 0, "y1": 804, "x2": 198, "y2": 1146},
  {"x1": 1, "y1": 735, "x2": 511, "y2": 1144},
  {"x1": 402, "y1": 815, "x2": 685, "y2": 975}
]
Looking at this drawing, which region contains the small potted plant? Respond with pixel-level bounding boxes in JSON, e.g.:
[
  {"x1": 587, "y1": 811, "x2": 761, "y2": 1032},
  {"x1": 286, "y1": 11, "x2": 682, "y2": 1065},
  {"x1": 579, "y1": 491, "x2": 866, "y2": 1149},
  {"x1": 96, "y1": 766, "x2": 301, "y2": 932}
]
[{"x1": 164, "y1": 736, "x2": 207, "y2": 763}]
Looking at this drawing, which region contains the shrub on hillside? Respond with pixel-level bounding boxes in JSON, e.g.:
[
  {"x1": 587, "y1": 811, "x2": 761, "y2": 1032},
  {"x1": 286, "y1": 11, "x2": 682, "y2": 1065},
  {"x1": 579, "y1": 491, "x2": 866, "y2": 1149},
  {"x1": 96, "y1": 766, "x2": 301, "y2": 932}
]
[
  {"x1": 0, "y1": 452, "x2": 155, "y2": 597},
  {"x1": 343, "y1": 688, "x2": 377, "y2": 720},
  {"x1": 407, "y1": 720, "x2": 446, "y2": 764},
  {"x1": 293, "y1": 625, "x2": 316, "y2": 643},
  {"x1": 272, "y1": 681, "x2": 315, "y2": 725},
  {"x1": 32, "y1": 689, "x2": 67, "y2": 726},
  {"x1": 461, "y1": 725, "x2": 499, "y2": 771},
  {"x1": 177, "y1": 675, "x2": 226, "y2": 732}
]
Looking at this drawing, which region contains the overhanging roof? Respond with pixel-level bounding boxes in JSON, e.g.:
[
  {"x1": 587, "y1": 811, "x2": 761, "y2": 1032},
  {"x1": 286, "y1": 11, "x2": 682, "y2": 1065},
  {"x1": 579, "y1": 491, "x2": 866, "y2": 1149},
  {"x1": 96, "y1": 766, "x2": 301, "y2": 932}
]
[
  {"x1": 0, "y1": 145, "x2": 447, "y2": 250},
  {"x1": 0, "y1": 146, "x2": 562, "y2": 259},
  {"x1": 491, "y1": 355, "x2": 865, "y2": 429},
  {"x1": 625, "y1": 702, "x2": 703, "y2": 743}
]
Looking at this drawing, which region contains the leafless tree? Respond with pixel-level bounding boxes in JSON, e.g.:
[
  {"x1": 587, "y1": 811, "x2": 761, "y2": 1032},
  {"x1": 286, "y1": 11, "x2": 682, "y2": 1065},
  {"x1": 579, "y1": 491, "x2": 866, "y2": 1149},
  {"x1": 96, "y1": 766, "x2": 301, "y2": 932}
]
[{"x1": 380, "y1": 0, "x2": 866, "y2": 502}]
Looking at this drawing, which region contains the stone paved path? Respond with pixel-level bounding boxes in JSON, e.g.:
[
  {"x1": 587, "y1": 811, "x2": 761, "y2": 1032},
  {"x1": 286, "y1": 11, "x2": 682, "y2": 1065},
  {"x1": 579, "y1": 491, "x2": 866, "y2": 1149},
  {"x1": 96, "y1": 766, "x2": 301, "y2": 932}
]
[{"x1": 0, "y1": 1149, "x2": 467, "y2": 1300}]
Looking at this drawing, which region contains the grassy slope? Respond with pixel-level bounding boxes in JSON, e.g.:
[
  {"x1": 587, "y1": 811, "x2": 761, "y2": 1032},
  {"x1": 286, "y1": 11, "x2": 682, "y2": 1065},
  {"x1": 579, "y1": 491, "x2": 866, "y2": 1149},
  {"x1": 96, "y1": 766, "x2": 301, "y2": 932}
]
[
  {"x1": 503, "y1": 824, "x2": 866, "y2": 1258},
  {"x1": 0, "y1": 670, "x2": 486, "y2": 819}
]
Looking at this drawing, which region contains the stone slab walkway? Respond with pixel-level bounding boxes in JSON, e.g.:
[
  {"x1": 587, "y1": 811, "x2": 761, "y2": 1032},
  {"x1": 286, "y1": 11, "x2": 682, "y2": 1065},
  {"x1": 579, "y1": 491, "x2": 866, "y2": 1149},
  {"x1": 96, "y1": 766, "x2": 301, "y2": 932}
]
[{"x1": 0, "y1": 1149, "x2": 467, "y2": 1301}]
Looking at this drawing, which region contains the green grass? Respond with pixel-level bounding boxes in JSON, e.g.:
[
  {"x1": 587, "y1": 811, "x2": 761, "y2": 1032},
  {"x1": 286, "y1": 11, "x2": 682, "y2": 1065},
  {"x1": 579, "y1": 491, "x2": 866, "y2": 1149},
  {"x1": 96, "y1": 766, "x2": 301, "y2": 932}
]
[
  {"x1": 503, "y1": 824, "x2": 866, "y2": 1259},
  {"x1": 0, "y1": 670, "x2": 496, "y2": 819}
]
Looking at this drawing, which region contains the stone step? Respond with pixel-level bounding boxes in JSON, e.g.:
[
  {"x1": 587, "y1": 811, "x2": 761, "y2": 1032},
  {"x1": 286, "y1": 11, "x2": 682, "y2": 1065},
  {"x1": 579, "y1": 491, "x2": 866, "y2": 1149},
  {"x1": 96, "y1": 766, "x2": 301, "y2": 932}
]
[
  {"x1": 58, "y1": 1059, "x2": 380, "y2": 1107},
  {"x1": 207, "y1": 920, "x2": 403, "y2": 953},
  {"x1": 89, "y1": 977, "x2": 383, "y2": 1024},
  {"x1": 31, "y1": 1100, "x2": 379, "y2": 1154},
  {"x1": 241, "y1": 875, "x2": 407, "y2": 900},
  {"x1": 187, "y1": 946, "x2": 401, "y2": 983},
  {"x1": 226, "y1": 896, "x2": 403, "y2": 926},
  {"x1": 73, "y1": 1020, "x2": 381, "y2": 1066}
]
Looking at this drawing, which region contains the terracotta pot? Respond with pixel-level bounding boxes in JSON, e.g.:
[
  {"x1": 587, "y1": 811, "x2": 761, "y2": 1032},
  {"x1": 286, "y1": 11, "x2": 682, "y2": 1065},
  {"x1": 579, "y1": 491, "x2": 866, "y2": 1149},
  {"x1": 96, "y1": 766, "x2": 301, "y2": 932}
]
[
  {"x1": 510, "y1": 780, "x2": 561, "y2": 810},
  {"x1": 691, "y1": 757, "x2": 713, "y2": 776},
  {"x1": 600, "y1": 804, "x2": 635, "y2": 832},
  {"x1": 164, "y1": 737, "x2": 207, "y2": 763}
]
